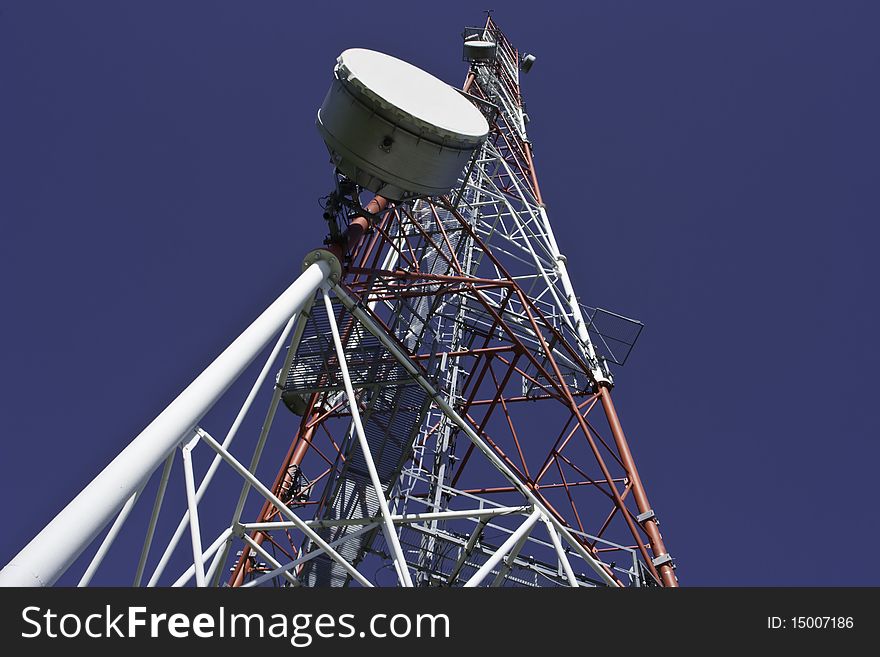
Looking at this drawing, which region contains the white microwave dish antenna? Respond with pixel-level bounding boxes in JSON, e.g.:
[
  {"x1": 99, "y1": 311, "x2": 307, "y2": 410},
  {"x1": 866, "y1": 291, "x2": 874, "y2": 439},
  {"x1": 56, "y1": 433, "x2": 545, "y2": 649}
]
[{"x1": 317, "y1": 48, "x2": 489, "y2": 200}]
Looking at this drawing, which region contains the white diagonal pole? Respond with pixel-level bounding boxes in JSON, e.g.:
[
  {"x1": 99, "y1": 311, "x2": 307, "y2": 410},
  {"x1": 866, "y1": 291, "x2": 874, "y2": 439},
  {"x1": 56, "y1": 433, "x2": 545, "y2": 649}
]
[
  {"x1": 241, "y1": 534, "x2": 299, "y2": 586},
  {"x1": 490, "y1": 521, "x2": 533, "y2": 587},
  {"x1": 321, "y1": 288, "x2": 414, "y2": 587},
  {"x1": 196, "y1": 429, "x2": 374, "y2": 588},
  {"x1": 171, "y1": 527, "x2": 234, "y2": 587},
  {"x1": 78, "y1": 486, "x2": 142, "y2": 587},
  {"x1": 242, "y1": 523, "x2": 379, "y2": 588},
  {"x1": 463, "y1": 508, "x2": 541, "y2": 588},
  {"x1": 0, "y1": 259, "x2": 333, "y2": 587},
  {"x1": 543, "y1": 515, "x2": 579, "y2": 587},
  {"x1": 133, "y1": 451, "x2": 175, "y2": 586},
  {"x1": 180, "y1": 433, "x2": 206, "y2": 587}
]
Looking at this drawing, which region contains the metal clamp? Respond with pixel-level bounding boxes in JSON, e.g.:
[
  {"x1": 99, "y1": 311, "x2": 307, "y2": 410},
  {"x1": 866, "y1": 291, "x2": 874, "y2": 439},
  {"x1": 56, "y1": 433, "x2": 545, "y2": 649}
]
[{"x1": 652, "y1": 553, "x2": 674, "y2": 568}]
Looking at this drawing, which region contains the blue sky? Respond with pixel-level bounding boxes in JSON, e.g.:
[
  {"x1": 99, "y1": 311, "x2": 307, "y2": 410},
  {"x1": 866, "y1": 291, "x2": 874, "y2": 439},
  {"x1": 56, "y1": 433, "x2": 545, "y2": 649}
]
[{"x1": 1, "y1": 1, "x2": 878, "y2": 585}]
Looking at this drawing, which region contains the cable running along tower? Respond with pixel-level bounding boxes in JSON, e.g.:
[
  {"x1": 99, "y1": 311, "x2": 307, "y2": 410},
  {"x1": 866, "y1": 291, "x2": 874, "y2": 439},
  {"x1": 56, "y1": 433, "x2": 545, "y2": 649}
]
[{"x1": 0, "y1": 16, "x2": 678, "y2": 588}]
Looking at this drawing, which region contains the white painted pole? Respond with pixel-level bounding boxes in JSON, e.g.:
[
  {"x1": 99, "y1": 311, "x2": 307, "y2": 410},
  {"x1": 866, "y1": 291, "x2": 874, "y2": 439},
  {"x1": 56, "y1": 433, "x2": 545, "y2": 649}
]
[
  {"x1": 180, "y1": 434, "x2": 206, "y2": 587},
  {"x1": 242, "y1": 505, "x2": 530, "y2": 530},
  {"x1": 133, "y1": 451, "x2": 175, "y2": 586},
  {"x1": 489, "y1": 146, "x2": 603, "y2": 373},
  {"x1": 463, "y1": 508, "x2": 541, "y2": 588},
  {"x1": 0, "y1": 260, "x2": 332, "y2": 587},
  {"x1": 490, "y1": 523, "x2": 532, "y2": 587},
  {"x1": 77, "y1": 487, "x2": 142, "y2": 587},
  {"x1": 171, "y1": 527, "x2": 234, "y2": 588},
  {"x1": 543, "y1": 516, "x2": 579, "y2": 587},
  {"x1": 447, "y1": 519, "x2": 488, "y2": 586},
  {"x1": 242, "y1": 523, "x2": 378, "y2": 589},
  {"x1": 241, "y1": 534, "x2": 299, "y2": 586},
  {"x1": 321, "y1": 289, "x2": 414, "y2": 587},
  {"x1": 204, "y1": 530, "x2": 232, "y2": 586},
  {"x1": 196, "y1": 430, "x2": 374, "y2": 588}
]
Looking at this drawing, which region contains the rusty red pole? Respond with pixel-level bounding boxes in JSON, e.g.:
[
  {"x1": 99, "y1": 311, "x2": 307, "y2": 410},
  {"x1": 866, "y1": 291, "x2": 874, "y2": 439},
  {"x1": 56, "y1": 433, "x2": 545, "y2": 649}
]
[
  {"x1": 462, "y1": 71, "x2": 476, "y2": 94},
  {"x1": 598, "y1": 384, "x2": 679, "y2": 587},
  {"x1": 326, "y1": 195, "x2": 390, "y2": 263}
]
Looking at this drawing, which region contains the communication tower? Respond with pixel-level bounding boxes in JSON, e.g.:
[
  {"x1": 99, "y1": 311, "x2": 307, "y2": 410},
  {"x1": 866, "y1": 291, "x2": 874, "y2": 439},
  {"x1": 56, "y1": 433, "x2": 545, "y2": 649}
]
[{"x1": 0, "y1": 15, "x2": 678, "y2": 588}]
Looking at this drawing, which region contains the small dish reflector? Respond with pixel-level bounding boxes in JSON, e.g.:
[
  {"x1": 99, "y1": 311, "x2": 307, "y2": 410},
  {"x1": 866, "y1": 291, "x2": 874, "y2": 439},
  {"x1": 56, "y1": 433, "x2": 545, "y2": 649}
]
[
  {"x1": 463, "y1": 38, "x2": 497, "y2": 64},
  {"x1": 317, "y1": 48, "x2": 489, "y2": 200}
]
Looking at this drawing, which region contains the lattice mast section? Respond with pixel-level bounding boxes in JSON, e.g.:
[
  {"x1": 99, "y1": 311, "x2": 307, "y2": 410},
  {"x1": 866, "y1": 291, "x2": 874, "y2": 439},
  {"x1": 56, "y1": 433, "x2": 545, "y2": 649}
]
[
  {"x1": 232, "y1": 16, "x2": 678, "y2": 588},
  {"x1": 0, "y1": 16, "x2": 678, "y2": 590}
]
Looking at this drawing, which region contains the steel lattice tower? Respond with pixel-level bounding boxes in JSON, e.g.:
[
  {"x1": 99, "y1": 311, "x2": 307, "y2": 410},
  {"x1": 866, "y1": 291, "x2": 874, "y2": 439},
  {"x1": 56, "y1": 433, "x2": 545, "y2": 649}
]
[{"x1": 0, "y1": 16, "x2": 678, "y2": 588}]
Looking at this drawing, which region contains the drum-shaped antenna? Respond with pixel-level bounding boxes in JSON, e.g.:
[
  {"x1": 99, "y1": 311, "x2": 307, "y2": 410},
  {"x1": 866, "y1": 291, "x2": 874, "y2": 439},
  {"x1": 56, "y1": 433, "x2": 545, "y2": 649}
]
[
  {"x1": 317, "y1": 48, "x2": 489, "y2": 200},
  {"x1": 463, "y1": 34, "x2": 497, "y2": 64}
]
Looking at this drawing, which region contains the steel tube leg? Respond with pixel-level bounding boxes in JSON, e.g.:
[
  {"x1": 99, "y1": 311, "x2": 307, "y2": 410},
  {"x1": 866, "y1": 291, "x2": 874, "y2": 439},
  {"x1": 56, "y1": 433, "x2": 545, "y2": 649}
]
[
  {"x1": 598, "y1": 385, "x2": 678, "y2": 587},
  {"x1": 0, "y1": 260, "x2": 332, "y2": 587}
]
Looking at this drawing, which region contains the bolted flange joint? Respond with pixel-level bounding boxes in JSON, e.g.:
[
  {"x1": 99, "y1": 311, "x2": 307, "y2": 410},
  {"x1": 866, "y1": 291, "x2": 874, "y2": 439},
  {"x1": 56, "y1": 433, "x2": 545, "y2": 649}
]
[{"x1": 302, "y1": 248, "x2": 343, "y2": 285}]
